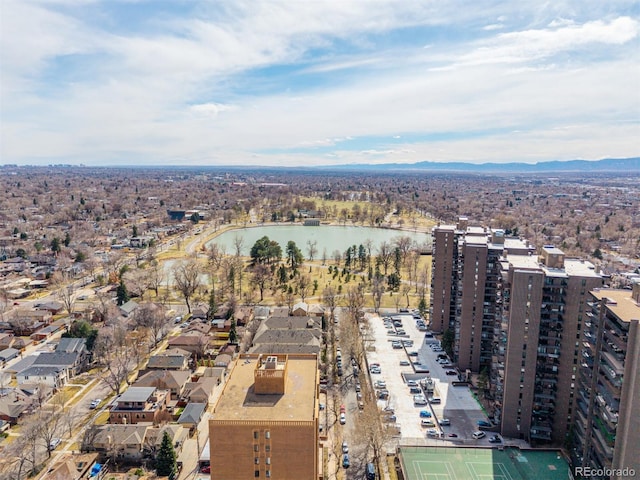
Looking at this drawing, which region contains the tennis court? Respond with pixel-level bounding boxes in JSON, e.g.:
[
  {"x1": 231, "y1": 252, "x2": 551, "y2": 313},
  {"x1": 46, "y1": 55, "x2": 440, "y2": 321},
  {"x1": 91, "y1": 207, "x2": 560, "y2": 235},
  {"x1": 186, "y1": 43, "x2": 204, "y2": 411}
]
[{"x1": 399, "y1": 446, "x2": 571, "y2": 480}]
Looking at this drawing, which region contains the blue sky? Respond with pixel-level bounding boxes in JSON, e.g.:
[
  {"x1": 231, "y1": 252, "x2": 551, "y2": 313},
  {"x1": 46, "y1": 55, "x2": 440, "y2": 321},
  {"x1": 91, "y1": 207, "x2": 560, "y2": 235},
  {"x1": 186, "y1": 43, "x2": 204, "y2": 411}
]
[{"x1": 1, "y1": 0, "x2": 638, "y2": 167}]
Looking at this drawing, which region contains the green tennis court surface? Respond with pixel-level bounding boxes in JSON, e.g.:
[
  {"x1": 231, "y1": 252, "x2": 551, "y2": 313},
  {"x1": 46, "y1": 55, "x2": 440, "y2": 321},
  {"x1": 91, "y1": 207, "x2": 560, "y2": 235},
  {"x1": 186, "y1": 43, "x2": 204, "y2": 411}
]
[{"x1": 399, "y1": 446, "x2": 571, "y2": 480}]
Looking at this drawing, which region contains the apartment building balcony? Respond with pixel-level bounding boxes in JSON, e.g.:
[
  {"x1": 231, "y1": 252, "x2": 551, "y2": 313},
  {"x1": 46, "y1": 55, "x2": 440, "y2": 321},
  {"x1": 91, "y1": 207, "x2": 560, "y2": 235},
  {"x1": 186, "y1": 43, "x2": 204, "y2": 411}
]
[
  {"x1": 530, "y1": 427, "x2": 552, "y2": 441},
  {"x1": 598, "y1": 403, "x2": 619, "y2": 426}
]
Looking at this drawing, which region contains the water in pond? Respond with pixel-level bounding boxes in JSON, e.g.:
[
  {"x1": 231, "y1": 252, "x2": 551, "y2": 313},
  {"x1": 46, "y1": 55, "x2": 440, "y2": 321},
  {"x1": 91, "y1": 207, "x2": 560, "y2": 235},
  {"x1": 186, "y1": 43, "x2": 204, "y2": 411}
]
[{"x1": 205, "y1": 225, "x2": 431, "y2": 256}]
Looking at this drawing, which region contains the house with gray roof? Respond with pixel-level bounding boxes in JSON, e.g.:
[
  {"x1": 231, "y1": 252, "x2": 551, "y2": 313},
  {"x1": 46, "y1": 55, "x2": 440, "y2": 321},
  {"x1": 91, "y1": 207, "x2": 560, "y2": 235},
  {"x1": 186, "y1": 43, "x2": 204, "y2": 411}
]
[
  {"x1": 89, "y1": 423, "x2": 187, "y2": 461},
  {"x1": 32, "y1": 350, "x2": 85, "y2": 376},
  {"x1": 177, "y1": 403, "x2": 206, "y2": 431},
  {"x1": 17, "y1": 366, "x2": 67, "y2": 388},
  {"x1": 118, "y1": 300, "x2": 138, "y2": 317},
  {"x1": 0, "y1": 347, "x2": 20, "y2": 366},
  {"x1": 146, "y1": 348, "x2": 190, "y2": 370},
  {"x1": 134, "y1": 370, "x2": 191, "y2": 399}
]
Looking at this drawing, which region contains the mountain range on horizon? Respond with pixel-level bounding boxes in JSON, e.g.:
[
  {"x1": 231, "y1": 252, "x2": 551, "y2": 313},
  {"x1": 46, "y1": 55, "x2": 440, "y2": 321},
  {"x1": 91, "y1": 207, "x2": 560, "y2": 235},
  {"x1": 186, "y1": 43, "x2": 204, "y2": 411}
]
[{"x1": 328, "y1": 157, "x2": 640, "y2": 173}]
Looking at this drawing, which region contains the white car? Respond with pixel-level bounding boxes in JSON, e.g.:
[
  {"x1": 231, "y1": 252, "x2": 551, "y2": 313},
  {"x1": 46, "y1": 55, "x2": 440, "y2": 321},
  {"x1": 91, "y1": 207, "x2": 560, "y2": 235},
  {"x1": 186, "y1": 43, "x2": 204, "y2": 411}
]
[
  {"x1": 413, "y1": 395, "x2": 427, "y2": 405},
  {"x1": 472, "y1": 431, "x2": 486, "y2": 439},
  {"x1": 340, "y1": 413, "x2": 346, "y2": 425},
  {"x1": 49, "y1": 438, "x2": 62, "y2": 450},
  {"x1": 342, "y1": 441, "x2": 349, "y2": 453},
  {"x1": 439, "y1": 418, "x2": 451, "y2": 426},
  {"x1": 89, "y1": 398, "x2": 101, "y2": 409}
]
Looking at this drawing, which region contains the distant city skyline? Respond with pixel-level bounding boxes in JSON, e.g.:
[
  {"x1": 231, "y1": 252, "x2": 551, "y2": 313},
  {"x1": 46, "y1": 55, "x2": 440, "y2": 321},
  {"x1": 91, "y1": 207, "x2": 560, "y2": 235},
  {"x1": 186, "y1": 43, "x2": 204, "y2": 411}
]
[{"x1": 1, "y1": 1, "x2": 638, "y2": 167}]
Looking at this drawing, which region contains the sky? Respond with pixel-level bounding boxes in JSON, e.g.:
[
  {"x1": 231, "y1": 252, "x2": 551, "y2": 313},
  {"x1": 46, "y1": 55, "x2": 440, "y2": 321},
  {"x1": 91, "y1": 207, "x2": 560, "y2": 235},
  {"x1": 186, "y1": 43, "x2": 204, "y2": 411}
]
[{"x1": 1, "y1": 0, "x2": 639, "y2": 167}]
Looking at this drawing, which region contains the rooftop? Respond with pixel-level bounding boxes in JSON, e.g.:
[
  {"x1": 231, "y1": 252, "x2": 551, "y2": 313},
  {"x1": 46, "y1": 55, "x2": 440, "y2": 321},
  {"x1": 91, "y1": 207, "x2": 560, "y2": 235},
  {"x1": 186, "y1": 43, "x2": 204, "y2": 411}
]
[
  {"x1": 117, "y1": 386, "x2": 156, "y2": 403},
  {"x1": 211, "y1": 353, "x2": 318, "y2": 422},
  {"x1": 591, "y1": 288, "x2": 640, "y2": 323}
]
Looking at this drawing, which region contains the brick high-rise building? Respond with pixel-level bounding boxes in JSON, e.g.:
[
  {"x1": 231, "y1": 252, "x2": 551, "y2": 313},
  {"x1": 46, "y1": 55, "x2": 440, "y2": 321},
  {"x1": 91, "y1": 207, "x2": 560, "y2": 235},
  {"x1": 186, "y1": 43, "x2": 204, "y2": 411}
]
[
  {"x1": 208, "y1": 353, "x2": 320, "y2": 480},
  {"x1": 571, "y1": 282, "x2": 640, "y2": 479},
  {"x1": 494, "y1": 246, "x2": 601, "y2": 445}
]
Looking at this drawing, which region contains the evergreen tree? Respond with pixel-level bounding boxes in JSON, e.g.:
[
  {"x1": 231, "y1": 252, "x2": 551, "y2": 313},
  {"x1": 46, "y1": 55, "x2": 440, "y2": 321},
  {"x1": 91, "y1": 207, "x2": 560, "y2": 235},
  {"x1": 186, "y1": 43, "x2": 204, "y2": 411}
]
[
  {"x1": 156, "y1": 431, "x2": 177, "y2": 478},
  {"x1": 229, "y1": 319, "x2": 238, "y2": 344},
  {"x1": 116, "y1": 280, "x2": 130, "y2": 306},
  {"x1": 207, "y1": 289, "x2": 217, "y2": 322},
  {"x1": 63, "y1": 232, "x2": 71, "y2": 247}
]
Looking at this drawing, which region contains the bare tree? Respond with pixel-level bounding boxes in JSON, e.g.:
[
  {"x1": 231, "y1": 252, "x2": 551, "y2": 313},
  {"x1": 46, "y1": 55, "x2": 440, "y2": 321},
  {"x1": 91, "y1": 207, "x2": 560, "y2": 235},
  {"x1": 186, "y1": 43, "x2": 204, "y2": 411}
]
[
  {"x1": 377, "y1": 241, "x2": 392, "y2": 275},
  {"x1": 0, "y1": 287, "x2": 8, "y2": 322},
  {"x1": 133, "y1": 302, "x2": 169, "y2": 348},
  {"x1": 306, "y1": 240, "x2": 317, "y2": 262},
  {"x1": 250, "y1": 264, "x2": 271, "y2": 302},
  {"x1": 346, "y1": 284, "x2": 365, "y2": 323},
  {"x1": 173, "y1": 257, "x2": 201, "y2": 313},
  {"x1": 123, "y1": 267, "x2": 151, "y2": 301},
  {"x1": 354, "y1": 396, "x2": 391, "y2": 467},
  {"x1": 296, "y1": 274, "x2": 311, "y2": 303},
  {"x1": 3, "y1": 417, "x2": 39, "y2": 479},
  {"x1": 51, "y1": 273, "x2": 76, "y2": 315},
  {"x1": 147, "y1": 260, "x2": 165, "y2": 297},
  {"x1": 394, "y1": 235, "x2": 414, "y2": 268},
  {"x1": 322, "y1": 285, "x2": 339, "y2": 323},
  {"x1": 401, "y1": 284, "x2": 412, "y2": 308},
  {"x1": 94, "y1": 323, "x2": 136, "y2": 395},
  {"x1": 372, "y1": 277, "x2": 385, "y2": 313},
  {"x1": 35, "y1": 409, "x2": 64, "y2": 458}
]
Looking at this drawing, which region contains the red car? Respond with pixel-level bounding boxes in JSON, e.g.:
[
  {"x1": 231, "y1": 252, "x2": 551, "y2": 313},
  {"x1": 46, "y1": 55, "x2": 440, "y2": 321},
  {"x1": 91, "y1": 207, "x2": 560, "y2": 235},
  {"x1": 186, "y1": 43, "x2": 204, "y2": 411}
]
[
  {"x1": 201, "y1": 465, "x2": 211, "y2": 473},
  {"x1": 340, "y1": 404, "x2": 346, "y2": 413}
]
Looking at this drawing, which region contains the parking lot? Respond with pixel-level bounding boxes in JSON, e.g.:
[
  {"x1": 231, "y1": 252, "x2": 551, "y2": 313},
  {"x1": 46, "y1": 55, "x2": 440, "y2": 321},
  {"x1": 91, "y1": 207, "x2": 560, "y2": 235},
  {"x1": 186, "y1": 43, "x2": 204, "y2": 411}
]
[{"x1": 364, "y1": 310, "x2": 494, "y2": 445}]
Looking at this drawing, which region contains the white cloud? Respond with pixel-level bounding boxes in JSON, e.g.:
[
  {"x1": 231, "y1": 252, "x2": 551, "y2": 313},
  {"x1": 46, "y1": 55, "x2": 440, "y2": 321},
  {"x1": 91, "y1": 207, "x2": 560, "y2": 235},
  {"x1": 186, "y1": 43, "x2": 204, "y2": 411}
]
[{"x1": 1, "y1": 1, "x2": 638, "y2": 166}]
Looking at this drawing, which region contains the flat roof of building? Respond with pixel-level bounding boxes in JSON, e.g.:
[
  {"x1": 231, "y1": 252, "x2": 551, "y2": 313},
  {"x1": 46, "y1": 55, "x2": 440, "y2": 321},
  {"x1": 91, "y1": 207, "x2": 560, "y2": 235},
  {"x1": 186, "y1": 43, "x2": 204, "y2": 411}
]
[
  {"x1": 563, "y1": 258, "x2": 600, "y2": 278},
  {"x1": 591, "y1": 289, "x2": 640, "y2": 323},
  {"x1": 211, "y1": 354, "x2": 318, "y2": 422},
  {"x1": 399, "y1": 446, "x2": 571, "y2": 480},
  {"x1": 508, "y1": 254, "x2": 540, "y2": 270}
]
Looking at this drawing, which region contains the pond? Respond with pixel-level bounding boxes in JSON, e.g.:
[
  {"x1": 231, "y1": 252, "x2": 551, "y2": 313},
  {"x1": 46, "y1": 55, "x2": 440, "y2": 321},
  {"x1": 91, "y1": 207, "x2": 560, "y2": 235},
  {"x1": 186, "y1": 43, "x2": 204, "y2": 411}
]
[{"x1": 205, "y1": 224, "x2": 432, "y2": 257}]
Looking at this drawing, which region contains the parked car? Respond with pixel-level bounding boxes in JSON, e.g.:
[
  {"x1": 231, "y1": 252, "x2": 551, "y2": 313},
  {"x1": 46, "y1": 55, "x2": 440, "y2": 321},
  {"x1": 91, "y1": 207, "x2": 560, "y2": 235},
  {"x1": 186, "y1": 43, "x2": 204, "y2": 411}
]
[
  {"x1": 409, "y1": 387, "x2": 422, "y2": 394},
  {"x1": 419, "y1": 410, "x2": 432, "y2": 418},
  {"x1": 383, "y1": 406, "x2": 395, "y2": 414},
  {"x1": 340, "y1": 413, "x2": 346, "y2": 425},
  {"x1": 399, "y1": 360, "x2": 410, "y2": 366},
  {"x1": 477, "y1": 420, "x2": 492, "y2": 427},
  {"x1": 384, "y1": 415, "x2": 397, "y2": 423},
  {"x1": 472, "y1": 431, "x2": 486, "y2": 439},
  {"x1": 340, "y1": 404, "x2": 346, "y2": 413},
  {"x1": 421, "y1": 419, "x2": 435, "y2": 427},
  {"x1": 201, "y1": 465, "x2": 211, "y2": 473},
  {"x1": 49, "y1": 438, "x2": 62, "y2": 450},
  {"x1": 446, "y1": 370, "x2": 458, "y2": 376},
  {"x1": 448, "y1": 433, "x2": 458, "y2": 438},
  {"x1": 439, "y1": 418, "x2": 451, "y2": 426},
  {"x1": 89, "y1": 398, "x2": 101, "y2": 409},
  {"x1": 406, "y1": 380, "x2": 418, "y2": 387},
  {"x1": 413, "y1": 395, "x2": 427, "y2": 405},
  {"x1": 408, "y1": 351, "x2": 418, "y2": 356},
  {"x1": 342, "y1": 454, "x2": 350, "y2": 468},
  {"x1": 342, "y1": 441, "x2": 349, "y2": 453},
  {"x1": 489, "y1": 435, "x2": 502, "y2": 443}
]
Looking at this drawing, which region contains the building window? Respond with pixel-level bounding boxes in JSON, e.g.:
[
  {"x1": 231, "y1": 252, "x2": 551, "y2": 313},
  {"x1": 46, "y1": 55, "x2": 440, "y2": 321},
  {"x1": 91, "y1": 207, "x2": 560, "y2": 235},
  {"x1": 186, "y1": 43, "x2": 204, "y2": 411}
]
[
  {"x1": 265, "y1": 430, "x2": 270, "y2": 439},
  {"x1": 254, "y1": 445, "x2": 259, "y2": 452},
  {"x1": 255, "y1": 458, "x2": 259, "y2": 465},
  {"x1": 265, "y1": 445, "x2": 270, "y2": 452},
  {"x1": 255, "y1": 470, "x2": 260, "y2": 478},
  {"x1": 266, "y1": 471, "x2": 271, "y2": 478},
  {"x1": 253, "y1": 431, "x2": 259, "y2": 439}
]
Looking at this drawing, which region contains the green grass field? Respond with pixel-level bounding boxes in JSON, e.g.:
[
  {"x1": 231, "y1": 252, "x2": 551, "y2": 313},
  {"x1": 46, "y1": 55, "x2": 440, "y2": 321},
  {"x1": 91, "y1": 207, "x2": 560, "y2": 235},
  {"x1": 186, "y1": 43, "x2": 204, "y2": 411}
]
[{"x1": 399, "y1": 447, "x2": 571, "y2": 480}]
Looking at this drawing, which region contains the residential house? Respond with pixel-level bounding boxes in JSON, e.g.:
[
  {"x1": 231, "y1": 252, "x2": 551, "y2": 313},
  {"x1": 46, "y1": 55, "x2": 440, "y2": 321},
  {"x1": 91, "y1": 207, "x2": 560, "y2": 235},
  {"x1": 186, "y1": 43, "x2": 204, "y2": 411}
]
[
  {"x1": 32, "y1": 350, "x2": 86, "y2": 377},
  {"x1": 234, "y1": 306, "x2": 253, "y2": 326},
  {"x1": 33, "y1": 301, "x2": 63, "y2": 314},
  {"x1": 190, "y1": 306, "x2": 208, "y2": 320},
  {"x1": 37, "y1": 452, "x2": 102, "y2": 480},
  {"x1": 0, "y1": 348, "x2": 20, "y2": 366},
  {"x1": 249, "y1": 315, "x2": 322, "y2": 355},
  {"x1": 17, "y1": 366, "x2": 67, "y2": 388},
  {"x1": 168, "y1": 333, "x2": 209, "y2": 357},
  {"x1": 134, "y1": 370, "x2": 191, "y2": 400},
  {"x1": 291, "y1": 302, "x2": 308, "y2": 316},
  {"x1": 186, "y1": 321, "x2": 211, "y2": 335},
  {"x1": 182, "y1": 376, "x2": 218, "y2": 406},
  {"x1": 0, "y1": 389, "x2": 31, "y2": 424},
  {"x1": 213, "y1": 354, "x2": 232, "y2": 368},
  {"x1": 90, "y1": 423, "x2": 187, "y2": 462},
  {"x1": 177, "y1": 403, "x2": 206, "y2": 432},
  {"x1": 118, "y1": 300, "x2": 138, "y2": 318},
  {"x1": 109, "y1": 387, "x2": 170, "y2": 425},
  {"x1": 0, "y1": 333, "x2": 15, "y2": 350},
  {"x1": 146, "y1": 348, "x2": 191, "y2": 370}
]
